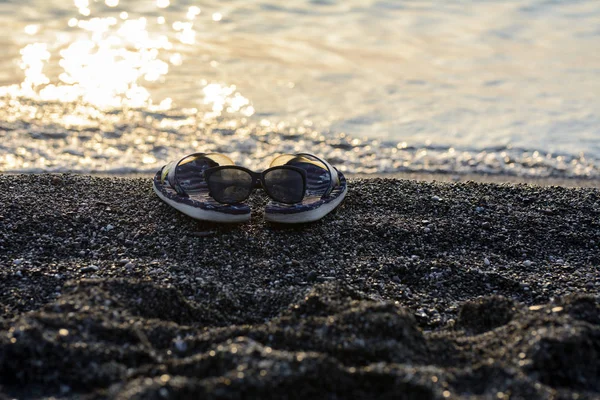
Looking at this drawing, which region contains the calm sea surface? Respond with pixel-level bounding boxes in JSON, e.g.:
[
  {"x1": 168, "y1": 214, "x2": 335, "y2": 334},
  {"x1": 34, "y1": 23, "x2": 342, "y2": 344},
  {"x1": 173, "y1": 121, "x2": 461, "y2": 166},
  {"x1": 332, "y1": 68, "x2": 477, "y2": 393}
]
[{"x1": 1, "y1": 0, "x2": 599, "y2": 177}]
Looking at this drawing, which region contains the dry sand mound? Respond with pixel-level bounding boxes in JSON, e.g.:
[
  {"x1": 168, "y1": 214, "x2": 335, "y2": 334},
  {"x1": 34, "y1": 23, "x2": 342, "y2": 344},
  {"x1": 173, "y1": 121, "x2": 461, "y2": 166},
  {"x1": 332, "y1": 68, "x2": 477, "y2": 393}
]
[{"x1": 0, "y1": 174, "x2": 598, "y2": 399}]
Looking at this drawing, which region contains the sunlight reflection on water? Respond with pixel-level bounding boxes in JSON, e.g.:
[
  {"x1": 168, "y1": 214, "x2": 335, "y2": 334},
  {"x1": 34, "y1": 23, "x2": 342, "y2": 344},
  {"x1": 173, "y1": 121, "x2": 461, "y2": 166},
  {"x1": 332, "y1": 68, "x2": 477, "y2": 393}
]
[
  {"x1": 0, "y1": 0, "x2": 599, "y2": 177},
  {"x1": 1, "y1": 0, "x2": 254, "y2": 117}
]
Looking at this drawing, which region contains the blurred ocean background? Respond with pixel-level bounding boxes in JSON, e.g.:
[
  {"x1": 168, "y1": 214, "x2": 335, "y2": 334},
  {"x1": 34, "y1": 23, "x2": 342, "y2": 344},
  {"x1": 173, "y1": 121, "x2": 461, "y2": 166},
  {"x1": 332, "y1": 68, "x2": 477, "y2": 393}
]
[{"x1": 0, "y1": 0, "x2": 599, "y2": 177}]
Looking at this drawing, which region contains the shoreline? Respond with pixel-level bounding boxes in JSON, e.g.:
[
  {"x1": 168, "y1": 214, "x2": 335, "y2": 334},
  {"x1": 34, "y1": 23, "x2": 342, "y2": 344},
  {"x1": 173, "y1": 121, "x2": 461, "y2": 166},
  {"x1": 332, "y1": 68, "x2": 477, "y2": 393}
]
[
  {"x1": 352, "y1": 172, "x2": 600, "y2": 188},
  {"x1": 0, "y1": 174, "x2": 598, "y2": 398},
  {"x1": 5, "y1": 170, "x2": 600, "y2": 188}
]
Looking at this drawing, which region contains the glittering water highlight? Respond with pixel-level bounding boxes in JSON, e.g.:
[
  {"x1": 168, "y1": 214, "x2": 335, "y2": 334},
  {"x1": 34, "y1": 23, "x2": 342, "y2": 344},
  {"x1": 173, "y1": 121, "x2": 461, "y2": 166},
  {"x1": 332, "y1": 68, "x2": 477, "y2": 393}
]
[{"x1": 0, "y1": 0, "x2": 599, "y2": 177}]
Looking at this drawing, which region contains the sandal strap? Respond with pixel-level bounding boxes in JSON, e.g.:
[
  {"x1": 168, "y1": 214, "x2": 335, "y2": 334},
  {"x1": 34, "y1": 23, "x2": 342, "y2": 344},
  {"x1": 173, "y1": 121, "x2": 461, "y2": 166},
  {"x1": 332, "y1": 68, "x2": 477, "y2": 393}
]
[
  {"x1": 296, "y1": 153, "x2": 340, "y2": 198},
  {"x1": 161, "y1": 152, "x2": 209, "y2": 196}
]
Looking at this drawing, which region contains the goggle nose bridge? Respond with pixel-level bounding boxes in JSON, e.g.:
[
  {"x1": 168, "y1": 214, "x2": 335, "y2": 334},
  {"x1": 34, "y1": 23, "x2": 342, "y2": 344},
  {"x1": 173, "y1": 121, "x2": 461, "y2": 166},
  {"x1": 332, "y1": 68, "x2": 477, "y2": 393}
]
[
  {"x1": 249, "y1": 171, "x2": 264, "y2": 189},
  {"x1": 253, "y1": 179, "x2": 263, "y2": 189}
]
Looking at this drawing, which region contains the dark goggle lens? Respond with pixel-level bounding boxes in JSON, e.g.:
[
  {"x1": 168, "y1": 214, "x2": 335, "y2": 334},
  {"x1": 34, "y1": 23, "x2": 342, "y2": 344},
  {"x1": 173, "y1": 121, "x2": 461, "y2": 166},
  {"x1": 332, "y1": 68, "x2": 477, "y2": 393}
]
[
  {"x1": 207, "y1": 169, "x2": 253, "y2": 204},
  {"x1": 263, "y1": 168, "x2": 304, "y2": 204}
]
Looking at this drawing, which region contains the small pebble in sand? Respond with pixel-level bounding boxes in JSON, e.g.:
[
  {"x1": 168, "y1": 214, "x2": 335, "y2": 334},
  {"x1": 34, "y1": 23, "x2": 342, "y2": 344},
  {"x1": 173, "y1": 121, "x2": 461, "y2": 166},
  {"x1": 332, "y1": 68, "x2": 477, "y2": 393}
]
[
  {"x1": 58, "y1": 329, "x2": 69, "y2": 336},
  {"x1": 484, "y1": 258, "x2": 491, "y2": 266},
  {"x1": 174, "y1": 337, "x2": 187, "y2": 352},
  {"x1": 13, "y1": 259, "x2": 23, "y2": 266},
  {"x1": 191, "y1": 231, "x2": 215, "y2": 237},
  {"x1": 415, "y1": 308, "x2": 428, "y2": 318},
  {"x1": 432, "y1": 195, "x2": 442, "y2": 202},
  {"x1": 524, "y1": 260, "x2": 532, "y2": 267},
  {"x1": 81, "y1": 265, "x2": 99, "y2": 273}
]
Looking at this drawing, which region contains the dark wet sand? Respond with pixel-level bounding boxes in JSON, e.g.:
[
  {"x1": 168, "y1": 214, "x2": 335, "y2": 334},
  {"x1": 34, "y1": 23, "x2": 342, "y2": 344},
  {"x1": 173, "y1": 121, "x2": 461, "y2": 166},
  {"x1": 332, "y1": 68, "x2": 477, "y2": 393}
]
[
  {"x1": 350, "y1": 172, "x2": 600, "y2": 188},
  {"x1": 0, "y1": 174, "x2": 599, "y2": 399}
]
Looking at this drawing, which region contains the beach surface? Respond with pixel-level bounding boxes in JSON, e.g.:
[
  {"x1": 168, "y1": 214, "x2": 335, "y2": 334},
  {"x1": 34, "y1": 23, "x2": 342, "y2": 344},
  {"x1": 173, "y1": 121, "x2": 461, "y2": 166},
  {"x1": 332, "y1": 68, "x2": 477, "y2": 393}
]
[{"x1": 0, "y1": 174, "x2": 599, "y2": 399}]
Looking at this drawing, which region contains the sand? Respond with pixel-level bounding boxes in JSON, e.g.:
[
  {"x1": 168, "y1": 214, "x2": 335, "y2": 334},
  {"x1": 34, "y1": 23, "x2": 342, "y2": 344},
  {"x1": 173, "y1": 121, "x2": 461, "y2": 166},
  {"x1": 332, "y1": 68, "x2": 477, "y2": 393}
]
[{"x1": 0, "y1": 174, "x2": 598, "y2": 399}]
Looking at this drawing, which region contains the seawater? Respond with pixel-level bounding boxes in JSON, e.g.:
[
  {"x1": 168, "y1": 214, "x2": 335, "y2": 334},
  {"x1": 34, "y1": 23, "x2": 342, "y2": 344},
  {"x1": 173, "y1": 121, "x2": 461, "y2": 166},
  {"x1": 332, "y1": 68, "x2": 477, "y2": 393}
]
[{"x1": 1, "y1": 0, "x2": 599, "y2": 177}]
